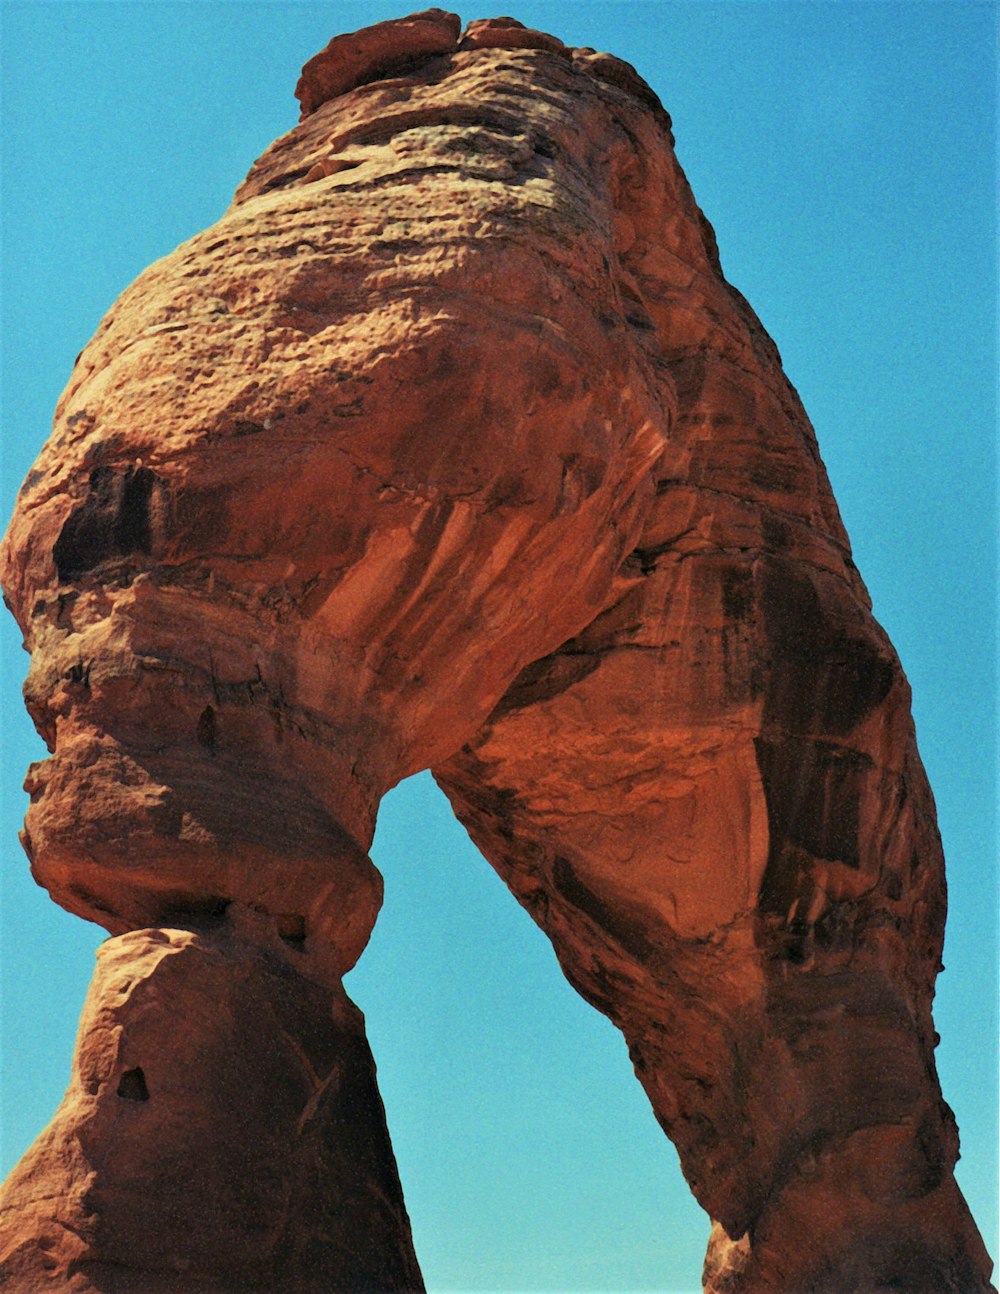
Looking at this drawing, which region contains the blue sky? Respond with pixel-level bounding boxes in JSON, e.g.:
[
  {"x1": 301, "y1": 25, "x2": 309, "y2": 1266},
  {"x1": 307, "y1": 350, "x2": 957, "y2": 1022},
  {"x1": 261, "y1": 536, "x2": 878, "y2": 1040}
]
[{"x1": 1, "y1": 3, "x2": 996, "y2": 1290}]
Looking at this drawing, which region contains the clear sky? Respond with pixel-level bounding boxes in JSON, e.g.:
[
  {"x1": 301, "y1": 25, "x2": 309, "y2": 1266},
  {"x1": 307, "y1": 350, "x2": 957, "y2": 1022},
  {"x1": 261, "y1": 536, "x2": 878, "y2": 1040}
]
[{"x1": 1, "y1": 3, "x2": 996, "y2": 1291}]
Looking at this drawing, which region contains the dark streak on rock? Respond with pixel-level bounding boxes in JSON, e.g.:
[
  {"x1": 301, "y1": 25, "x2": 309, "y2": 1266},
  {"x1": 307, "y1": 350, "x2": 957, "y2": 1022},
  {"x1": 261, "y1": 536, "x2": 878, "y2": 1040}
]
[{"x1": 53, "y1": 466, "x2": 160, "y2": 582}]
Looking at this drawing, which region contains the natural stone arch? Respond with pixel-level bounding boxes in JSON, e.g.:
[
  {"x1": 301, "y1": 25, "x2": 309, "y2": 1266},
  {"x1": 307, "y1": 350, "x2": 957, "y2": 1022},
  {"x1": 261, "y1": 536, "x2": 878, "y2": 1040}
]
[{"x1": 0, "y1": 12, "x2": 993, "y2": 1293}]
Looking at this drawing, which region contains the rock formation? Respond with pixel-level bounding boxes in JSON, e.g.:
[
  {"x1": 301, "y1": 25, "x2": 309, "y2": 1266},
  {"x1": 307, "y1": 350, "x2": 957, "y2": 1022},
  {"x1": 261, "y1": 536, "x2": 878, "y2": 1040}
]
[{"x1": 0, "y1": 10, "x2": 993, "y2": 1292}]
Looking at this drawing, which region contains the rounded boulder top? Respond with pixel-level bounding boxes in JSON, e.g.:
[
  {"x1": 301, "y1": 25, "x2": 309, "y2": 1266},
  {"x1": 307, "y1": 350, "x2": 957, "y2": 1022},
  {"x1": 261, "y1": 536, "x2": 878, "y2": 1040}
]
[{"x1": 294, "y1": 9, "x2": 663, "y2": 119}]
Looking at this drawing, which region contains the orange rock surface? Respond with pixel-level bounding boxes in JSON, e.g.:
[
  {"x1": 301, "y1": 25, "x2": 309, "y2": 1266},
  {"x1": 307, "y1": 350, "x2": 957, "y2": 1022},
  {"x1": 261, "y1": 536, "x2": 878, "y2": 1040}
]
[
  {"x1": 0, "y1": 11, "x2": 994, "y2": 1292},
  {"x1": 0, "y1": 923, "x2": 421, "y2": 1293}
]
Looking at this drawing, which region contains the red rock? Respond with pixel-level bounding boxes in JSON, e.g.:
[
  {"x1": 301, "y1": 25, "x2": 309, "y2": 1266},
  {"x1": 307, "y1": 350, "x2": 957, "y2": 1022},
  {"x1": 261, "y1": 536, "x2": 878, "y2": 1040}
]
[
  {"x1": 0, "y1": 923, "x2": 422, "y2": 1292},
  {"x1": 295, "y1": 8, "x2": 461, "y2": 116},
  {"x1": 460, "y1": 17, "x2": 570, "y2": 56},
  {"x1": 572, "y1": 46, "x2": 667, "y2": 115},
  {"x1": 0, "y1": 10, "x2": 994, "y2": 1293}
]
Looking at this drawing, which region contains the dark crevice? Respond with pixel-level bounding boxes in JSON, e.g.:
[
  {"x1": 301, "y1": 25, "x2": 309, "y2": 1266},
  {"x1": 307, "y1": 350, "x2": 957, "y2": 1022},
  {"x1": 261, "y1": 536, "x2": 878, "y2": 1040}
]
[
  {"x1": 157, "y1": 896, "x2": 230, "y2": 929},
  {"x1": 117, "y1": 1067, "x2": 149, "y2": 1102},
  {"x1": 53, "y1": 466, "x2": 159, "y2": 581},
  {"x1": 196, "y1": 705, "x2": 218, "y2": 751},
  {"x1": 277, "y1": 913, "x2": 307, "y2": 950}
]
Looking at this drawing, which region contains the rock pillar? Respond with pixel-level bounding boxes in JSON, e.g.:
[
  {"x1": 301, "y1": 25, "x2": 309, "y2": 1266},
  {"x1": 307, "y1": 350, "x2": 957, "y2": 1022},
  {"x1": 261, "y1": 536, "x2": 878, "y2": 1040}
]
[{"x1": 0, "y1": 923, "x2": 423, "y2": 1293}]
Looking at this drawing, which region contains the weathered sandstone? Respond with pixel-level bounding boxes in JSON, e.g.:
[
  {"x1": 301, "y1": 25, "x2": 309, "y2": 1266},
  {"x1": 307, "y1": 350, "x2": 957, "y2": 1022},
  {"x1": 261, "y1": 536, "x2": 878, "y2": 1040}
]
[
  {"x1": 0, "y1": 922, "x2": 421, "y2": 1293},
  {"x1": 0, "y1": 10, "x2": 994, "y2": 1292}
]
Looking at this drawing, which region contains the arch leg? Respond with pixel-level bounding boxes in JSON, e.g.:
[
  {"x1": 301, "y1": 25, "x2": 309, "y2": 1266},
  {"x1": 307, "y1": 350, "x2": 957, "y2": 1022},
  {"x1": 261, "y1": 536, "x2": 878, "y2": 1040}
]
[{"x1": 435, "y1": 350, "x2": 994, "y2": 1292}]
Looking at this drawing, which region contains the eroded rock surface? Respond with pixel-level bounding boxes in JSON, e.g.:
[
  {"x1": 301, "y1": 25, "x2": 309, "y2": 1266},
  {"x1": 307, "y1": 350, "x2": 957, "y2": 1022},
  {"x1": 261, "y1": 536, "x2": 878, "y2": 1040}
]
[
  {"x1": 0, "y1": 10, "x2": 994, "y2": 1293},
  {"x1": 0, "y1": 922, "x2": 421, "y2": 1293}
]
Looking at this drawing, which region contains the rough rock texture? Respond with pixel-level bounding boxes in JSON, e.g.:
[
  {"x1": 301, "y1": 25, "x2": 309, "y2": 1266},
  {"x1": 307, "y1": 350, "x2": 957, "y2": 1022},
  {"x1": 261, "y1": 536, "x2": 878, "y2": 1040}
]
[
  {"x1": 0, "y1": 922, "x2": 422, "y2": 1293},
  {"x1": 0, "y1": 11, "x2": 994, "y2": 1293}
]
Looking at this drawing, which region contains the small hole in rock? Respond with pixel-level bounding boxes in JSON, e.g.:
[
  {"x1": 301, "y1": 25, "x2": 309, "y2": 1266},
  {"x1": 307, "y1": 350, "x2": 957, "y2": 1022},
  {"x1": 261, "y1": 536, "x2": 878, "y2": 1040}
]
[
  {"x1": 66, "y1": 660, "x2": 91, "y2": 687},
  {"x1": 276, "y1": 913, "x2": 307, "y2": 949},
  {"x1": 118, "y1": 1067, "x2": 149, "y2": 1102},
  {"x1": 197, "y1": 705, "x2": 217, "y2": 751}
]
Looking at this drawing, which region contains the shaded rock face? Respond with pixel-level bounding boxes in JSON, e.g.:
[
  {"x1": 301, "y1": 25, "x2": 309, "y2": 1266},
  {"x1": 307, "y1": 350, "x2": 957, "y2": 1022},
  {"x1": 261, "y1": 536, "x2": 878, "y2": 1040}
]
[
  {"x1": 0, "y1": 923, "x2": 422, "y2": 1294},
  {"x1": 0, "y1": 11, "x2": 993, "y2": 1294}
]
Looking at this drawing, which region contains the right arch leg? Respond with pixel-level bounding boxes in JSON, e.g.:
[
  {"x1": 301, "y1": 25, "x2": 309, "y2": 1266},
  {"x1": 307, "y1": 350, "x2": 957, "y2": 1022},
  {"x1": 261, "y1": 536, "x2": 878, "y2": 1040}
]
[{"x1": 435, "y1": 351, "x2": 994, "y2": 1293}]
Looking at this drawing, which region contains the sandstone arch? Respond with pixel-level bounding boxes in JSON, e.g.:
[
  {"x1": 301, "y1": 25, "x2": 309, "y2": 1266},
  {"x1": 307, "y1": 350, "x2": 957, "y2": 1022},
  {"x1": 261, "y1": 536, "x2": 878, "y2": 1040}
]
[{"x1": 0, "y1": 11, "x2": 993, "y2": 1292}]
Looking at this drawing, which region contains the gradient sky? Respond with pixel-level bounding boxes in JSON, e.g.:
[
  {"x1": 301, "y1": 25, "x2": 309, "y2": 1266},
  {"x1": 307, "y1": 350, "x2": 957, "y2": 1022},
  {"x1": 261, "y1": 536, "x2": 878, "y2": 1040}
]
[{"x1": 1, "y1": 3, "x2": 996, "y2": 1291}]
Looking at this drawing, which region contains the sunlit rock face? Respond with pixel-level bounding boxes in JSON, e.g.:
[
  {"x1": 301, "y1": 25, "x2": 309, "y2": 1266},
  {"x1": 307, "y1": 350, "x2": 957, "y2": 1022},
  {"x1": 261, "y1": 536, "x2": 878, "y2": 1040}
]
[{"x1": 0, "y1": 10, "x2": 993, "y2": 1293}]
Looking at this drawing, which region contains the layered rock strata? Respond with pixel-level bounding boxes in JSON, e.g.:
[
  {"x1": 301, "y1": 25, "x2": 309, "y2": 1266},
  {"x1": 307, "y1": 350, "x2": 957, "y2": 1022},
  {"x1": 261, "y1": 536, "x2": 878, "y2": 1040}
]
[{"x1": 1, "y1": 10, "x2": 994, "y2": 1292}]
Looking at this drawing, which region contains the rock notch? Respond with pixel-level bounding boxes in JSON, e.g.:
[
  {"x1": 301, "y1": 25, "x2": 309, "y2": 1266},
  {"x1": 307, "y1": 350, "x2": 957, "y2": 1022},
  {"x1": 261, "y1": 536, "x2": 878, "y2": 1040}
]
[{"x1": 0, "y1": 11, "x2": 994, "y2": 1293}]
